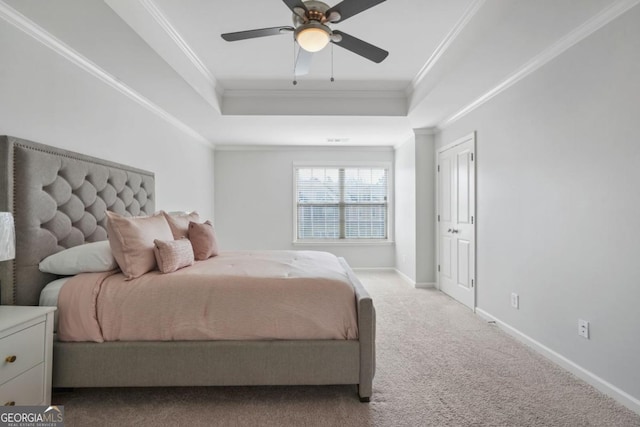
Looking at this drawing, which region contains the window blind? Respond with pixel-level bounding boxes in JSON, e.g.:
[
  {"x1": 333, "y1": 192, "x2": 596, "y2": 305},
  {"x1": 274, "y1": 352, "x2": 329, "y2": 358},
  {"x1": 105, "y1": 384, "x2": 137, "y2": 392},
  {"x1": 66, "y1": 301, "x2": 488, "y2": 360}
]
[{"x1": 295, "y1": 166, "x2": 388, "y2": 240}]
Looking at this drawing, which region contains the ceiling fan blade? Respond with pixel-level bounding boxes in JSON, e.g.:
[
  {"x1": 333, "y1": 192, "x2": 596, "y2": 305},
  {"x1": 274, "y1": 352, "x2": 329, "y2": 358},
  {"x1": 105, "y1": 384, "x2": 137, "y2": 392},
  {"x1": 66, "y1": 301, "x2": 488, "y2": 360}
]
[
  {"x1": 331, "y1": 30, "x2": 388, "y2": 63},
  {"x1": 325, "y1": 0, "x2": 386, "y2": 23},
  {"x1": 282, "y1": 0, "x2": 308, "y2": 17},
  {"x1": 221, "y1": 26, "x2": 294, "y2": 42},
  {"x1": 295, "y1": 48, "x2": 313, "y2": 76}
]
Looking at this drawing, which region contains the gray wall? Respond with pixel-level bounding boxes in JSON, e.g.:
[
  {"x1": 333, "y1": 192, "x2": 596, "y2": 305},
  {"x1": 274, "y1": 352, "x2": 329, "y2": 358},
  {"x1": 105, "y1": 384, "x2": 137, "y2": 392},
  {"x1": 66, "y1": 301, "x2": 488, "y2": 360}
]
[
  {"x1": 436, "y1": 6, "x2": 640, "y2": 402},
  {"x1": 214, "y1": 147, "x2": 395, "y2": 268},
  {"x1": 415, "y1": 133, "x2": 436, "y2": 285}
]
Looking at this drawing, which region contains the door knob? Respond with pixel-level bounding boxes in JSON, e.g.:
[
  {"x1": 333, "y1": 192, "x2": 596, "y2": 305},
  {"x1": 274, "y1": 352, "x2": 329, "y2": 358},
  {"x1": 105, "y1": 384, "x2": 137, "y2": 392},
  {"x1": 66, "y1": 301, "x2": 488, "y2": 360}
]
[
  {"x1": 452, "y1": 229, "x2": 459, "y2": 234},
  {"x1": 447, "y1": 229, "x2": 452, "y2": 233}
]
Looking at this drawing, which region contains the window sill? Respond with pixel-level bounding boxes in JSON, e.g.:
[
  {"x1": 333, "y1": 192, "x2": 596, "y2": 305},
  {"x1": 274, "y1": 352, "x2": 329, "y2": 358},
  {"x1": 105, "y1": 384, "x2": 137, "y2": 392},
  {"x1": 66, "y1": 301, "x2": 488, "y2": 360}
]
[{"x1": 292, "y1": 240, "x2": 394, "y2": 247}]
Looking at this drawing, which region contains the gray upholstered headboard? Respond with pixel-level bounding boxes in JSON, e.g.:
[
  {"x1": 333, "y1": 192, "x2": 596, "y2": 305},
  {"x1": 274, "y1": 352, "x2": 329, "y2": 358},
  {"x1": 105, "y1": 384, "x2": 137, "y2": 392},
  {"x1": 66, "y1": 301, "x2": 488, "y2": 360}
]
[{"x1": 0, "y1": 136, "x2": 155, "y2": 305}]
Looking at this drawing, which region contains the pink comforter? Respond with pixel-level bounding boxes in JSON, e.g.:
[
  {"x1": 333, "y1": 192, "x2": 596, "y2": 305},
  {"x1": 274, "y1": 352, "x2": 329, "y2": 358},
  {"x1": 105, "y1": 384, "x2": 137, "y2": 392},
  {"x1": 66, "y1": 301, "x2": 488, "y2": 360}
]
[{"x1": 57, "y1": 251, "x2": 359, "y2": 342}]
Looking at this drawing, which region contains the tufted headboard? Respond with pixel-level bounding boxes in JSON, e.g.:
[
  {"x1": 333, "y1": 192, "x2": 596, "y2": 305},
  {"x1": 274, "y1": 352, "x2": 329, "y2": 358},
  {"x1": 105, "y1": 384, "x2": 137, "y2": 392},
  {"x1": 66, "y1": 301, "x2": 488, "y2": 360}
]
[{"x1": 0, "y1": 136, "x2": 155, "y2": 305}]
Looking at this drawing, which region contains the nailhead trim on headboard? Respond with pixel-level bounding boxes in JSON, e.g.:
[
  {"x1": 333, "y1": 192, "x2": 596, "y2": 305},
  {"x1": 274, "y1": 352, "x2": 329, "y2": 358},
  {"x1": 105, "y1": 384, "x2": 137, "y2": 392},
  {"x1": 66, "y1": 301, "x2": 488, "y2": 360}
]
[{"x1": 0, "y1": 136, "x2": 155, "y2": 305}]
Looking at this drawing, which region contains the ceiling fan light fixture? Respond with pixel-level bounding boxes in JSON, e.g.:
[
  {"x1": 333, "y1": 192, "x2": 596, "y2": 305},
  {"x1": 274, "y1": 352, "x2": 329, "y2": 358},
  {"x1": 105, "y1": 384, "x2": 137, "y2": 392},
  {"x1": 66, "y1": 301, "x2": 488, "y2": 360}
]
[{"x1": 295, "y1": 23, "x2": 331, "y2": 52}]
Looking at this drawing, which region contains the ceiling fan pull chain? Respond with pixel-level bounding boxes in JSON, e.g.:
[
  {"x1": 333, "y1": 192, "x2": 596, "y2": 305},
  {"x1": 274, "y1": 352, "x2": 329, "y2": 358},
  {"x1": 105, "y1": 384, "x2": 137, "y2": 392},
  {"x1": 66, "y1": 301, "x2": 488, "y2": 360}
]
[
  {"x1": 330, "y1": 42, "x2": 335, "y2": 82},
  {"x1": 293, "y1": 40, "x2": 298, "y2": 86}
]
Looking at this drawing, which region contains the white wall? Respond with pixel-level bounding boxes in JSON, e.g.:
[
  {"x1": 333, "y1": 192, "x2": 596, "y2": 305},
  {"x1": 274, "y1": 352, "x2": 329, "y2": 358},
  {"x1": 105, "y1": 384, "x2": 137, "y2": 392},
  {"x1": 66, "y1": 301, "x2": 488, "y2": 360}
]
[
  {"x1": 436, "y1": 6, "x2": 640, "y2": 407},
  {"x1": 394, "y1": 138, "x2": 416, "y2": 280},
  {"x1": 214, "y1": 147, "x2": 395, "y2": 268},
  {"x1": 395, "y1": 132, "x2": 436, "y2": 285},
  {"x1": 0, "y1": 6, "x2": 215, "y2": 219}
]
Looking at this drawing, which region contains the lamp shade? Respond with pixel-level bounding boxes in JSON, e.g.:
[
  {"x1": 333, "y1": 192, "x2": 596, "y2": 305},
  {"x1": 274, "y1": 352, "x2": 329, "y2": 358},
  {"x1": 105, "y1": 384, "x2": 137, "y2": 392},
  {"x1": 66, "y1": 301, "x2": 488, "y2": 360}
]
[{"x1": 0, "y1": 212, "x2": 15, "y2": 262}]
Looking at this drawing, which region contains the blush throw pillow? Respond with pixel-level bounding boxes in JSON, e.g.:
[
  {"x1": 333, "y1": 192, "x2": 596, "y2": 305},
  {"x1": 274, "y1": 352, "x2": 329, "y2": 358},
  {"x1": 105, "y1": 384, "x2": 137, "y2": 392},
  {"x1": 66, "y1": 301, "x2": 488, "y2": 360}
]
[
  {"x1": 106, "y1": 211, "x2": 174, "y2": 279},
  {"x1": 188, "y1": 220, "x2": 219, "y2": 260},
  {"x1": 162, "y1": 211, "x2": 200, "y2": 239},
  {"x1": 153, "y1": 238, "x2": 194, "y2": 273}
]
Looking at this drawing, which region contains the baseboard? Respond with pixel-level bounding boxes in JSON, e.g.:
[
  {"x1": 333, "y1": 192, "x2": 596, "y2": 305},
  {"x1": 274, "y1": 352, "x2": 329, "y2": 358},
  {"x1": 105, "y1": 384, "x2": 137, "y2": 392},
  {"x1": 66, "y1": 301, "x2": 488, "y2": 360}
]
[
  {"x1": 351, "y1": 267, "x2": 395, "y2": 272},
  {"x1": 392, "y1": 270, "x2": 437, "y2": 290},
  {"x1": 393, "y1": 269, "x2": 415, "y2": 286},
  {"x1": 415, "y1": 282, "x2": 436, "y2": 289},
  {"x1": 476, "y1": 308, "x2": 640, "y2": 415},
  {"x1": 358, "y1": 268, "x2": 436, "y2": 290}
]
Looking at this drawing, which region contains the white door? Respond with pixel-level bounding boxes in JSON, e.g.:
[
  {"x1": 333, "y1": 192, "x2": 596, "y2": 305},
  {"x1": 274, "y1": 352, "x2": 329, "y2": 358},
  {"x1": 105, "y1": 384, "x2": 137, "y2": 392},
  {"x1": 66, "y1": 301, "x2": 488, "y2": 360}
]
[{"x1": 437, "y1": 133, "x2": 476, "y2": 310}]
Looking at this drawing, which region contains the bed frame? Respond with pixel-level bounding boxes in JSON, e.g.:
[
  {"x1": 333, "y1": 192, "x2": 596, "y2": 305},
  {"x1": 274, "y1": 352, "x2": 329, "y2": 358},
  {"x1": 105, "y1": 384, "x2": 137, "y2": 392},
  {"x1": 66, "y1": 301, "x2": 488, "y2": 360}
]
[{"x1": 0, "y1": 136, "x2": 375, "y2": 401}]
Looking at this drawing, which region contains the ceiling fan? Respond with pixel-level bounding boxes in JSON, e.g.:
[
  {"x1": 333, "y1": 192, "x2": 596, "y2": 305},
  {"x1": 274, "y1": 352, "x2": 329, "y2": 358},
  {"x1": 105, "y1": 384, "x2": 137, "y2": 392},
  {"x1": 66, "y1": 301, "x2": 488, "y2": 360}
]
[{"x1": 221, "y1": 0, "x2": 388, "y2": 77}]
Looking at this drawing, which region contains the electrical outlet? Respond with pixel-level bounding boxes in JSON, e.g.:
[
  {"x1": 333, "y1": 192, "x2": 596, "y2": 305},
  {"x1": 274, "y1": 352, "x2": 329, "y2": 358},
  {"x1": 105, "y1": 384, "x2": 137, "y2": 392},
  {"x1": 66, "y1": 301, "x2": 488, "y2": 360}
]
[
  {"x1": 510, "y1": 293, "x2": 519, "y2": 309},
  {"x1": 578, "y1": 319, "x2": 589, "y2": 339}
]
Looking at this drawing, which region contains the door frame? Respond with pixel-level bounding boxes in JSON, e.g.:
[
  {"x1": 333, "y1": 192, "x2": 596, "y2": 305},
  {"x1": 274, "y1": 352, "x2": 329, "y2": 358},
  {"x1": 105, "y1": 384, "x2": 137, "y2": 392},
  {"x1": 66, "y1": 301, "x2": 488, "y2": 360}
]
[{"x1": 436, "y1": 131, "x2": 477, "y2": 310}]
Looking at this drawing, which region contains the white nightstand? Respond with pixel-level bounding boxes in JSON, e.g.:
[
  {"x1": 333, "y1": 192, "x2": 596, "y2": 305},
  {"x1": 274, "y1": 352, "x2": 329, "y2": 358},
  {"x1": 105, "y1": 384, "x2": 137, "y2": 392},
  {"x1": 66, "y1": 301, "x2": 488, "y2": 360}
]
[{"x1": 0, "y1": 306, "x2": 56, "y2": 406}]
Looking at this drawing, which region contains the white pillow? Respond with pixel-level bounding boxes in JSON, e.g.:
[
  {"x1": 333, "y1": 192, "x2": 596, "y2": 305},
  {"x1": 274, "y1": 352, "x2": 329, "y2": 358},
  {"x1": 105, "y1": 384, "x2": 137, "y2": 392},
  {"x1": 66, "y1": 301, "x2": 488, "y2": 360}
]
[
  {"x1": 39, "y1": 241, "x2": 118, "y2": 275},
  {"x1": 39, "y1": 277, "x2": 70, "y2": 307}
]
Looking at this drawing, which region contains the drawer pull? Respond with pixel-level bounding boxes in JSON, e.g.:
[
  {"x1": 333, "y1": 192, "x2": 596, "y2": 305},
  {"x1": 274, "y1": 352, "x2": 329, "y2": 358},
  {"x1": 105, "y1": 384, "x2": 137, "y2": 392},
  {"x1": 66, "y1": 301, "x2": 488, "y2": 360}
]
[
  {"x1": 4, "y1": 401, "x2": 16, "y2": 406},
  {"x1": 5, "y1": 355, "x2": 17, "y2": 363}
]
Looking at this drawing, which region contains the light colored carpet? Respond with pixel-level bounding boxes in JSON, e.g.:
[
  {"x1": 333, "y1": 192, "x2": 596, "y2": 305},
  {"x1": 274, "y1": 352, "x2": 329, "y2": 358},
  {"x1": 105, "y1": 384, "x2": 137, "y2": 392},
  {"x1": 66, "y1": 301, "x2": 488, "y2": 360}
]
[{"x1": 53, "y1": 270, "x2": 640, "y2": 426}]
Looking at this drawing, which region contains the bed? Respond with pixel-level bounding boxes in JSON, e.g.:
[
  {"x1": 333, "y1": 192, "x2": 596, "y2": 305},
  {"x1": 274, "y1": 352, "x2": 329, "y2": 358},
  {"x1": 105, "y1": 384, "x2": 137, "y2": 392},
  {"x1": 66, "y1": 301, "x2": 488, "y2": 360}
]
[{"x1": 0, "y1": 135, "x2": 375, "y2": 401}]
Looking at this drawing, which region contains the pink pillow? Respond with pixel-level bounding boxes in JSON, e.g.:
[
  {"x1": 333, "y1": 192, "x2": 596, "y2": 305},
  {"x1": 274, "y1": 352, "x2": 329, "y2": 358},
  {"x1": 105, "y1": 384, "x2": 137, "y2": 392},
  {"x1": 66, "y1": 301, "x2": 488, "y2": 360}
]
[
  {"x1": 162, "y1": 211, "x2": 200, "y2": 239},
  {"x1": 153, "y1": 238, "x2": 194, "y2": 273},
  {"x1": 106, "y1": 211, "x2": 173, "y2": 279},
  {"x1": 188, "y1": 220, "x2": 219, "y2": 260}
]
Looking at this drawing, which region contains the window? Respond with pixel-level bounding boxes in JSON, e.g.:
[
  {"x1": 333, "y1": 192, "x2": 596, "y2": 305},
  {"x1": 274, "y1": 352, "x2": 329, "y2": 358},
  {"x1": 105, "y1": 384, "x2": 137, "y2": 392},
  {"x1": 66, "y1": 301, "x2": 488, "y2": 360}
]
[{"x1": 294, "y1": 165, "x2": 389, "y2": 241}]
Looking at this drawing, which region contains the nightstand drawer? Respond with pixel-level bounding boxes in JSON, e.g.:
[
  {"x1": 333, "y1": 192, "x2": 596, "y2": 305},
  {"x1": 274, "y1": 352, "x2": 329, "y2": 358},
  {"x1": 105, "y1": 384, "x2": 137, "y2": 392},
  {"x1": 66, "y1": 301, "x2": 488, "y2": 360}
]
[
  {"x1": 0, "y1": 322, "x2": 45, "y2": 385},
  {"x1": 0, "y1": 363, "x2": 45, "y2": 406}
]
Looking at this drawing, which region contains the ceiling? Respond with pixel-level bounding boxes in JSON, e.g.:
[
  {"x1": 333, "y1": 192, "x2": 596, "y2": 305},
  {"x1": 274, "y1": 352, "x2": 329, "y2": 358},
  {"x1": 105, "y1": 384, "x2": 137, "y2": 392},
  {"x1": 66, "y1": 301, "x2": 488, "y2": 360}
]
[{"x1": 2, "y1": 0, "x2": 627, "y2": 147}]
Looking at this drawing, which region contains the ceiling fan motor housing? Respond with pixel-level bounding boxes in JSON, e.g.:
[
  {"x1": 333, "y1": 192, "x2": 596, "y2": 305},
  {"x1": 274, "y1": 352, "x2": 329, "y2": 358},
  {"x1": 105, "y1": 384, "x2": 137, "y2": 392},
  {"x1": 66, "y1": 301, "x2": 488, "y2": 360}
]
[{"x1": 292, "y1": 0, "x2": 331, "y2": 26}]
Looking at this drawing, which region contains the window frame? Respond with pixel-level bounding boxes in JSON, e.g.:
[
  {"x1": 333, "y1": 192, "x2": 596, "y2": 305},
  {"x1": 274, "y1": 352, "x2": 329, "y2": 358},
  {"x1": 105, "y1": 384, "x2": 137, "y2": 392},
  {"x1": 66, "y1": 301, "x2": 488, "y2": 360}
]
[{"x1": 292, "y1": 161, "x2": 394, "y2": 245}]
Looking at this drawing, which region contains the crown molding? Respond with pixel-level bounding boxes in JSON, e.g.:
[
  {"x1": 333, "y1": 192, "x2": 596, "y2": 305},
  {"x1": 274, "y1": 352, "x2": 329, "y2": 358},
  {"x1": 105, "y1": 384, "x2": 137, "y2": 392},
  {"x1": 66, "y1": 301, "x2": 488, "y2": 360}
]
[
  {"x1": 393, "y1": 127, "x2": 439, "y2": 150},
  {"x1": 393, "y1": 135, "x2": 414, "y2": 151},
  {"x1": 222, "y1": 89, "x2": 407, "y2": 116},
  {"x1": 223, "y1": 89, "x2": 406, "y2": 100},
  {"x1": 0, "y1": 0, "x2": 212, "y2": 147},
  {"x1": 414, "y1": 128, "x2": 438, "y2": 136},
  {"x1": 139, "y1": 0, "x2": 224, "y2": 102},
  {"x1": 438, "y1": 0, "x2": 640, "y2": 129},
  {"x1": 215, "y1": 144, "x2": 394, "y2": 152},
  {"x1": 407, "y1": 0, "x2": 486, "y2": 96}
]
